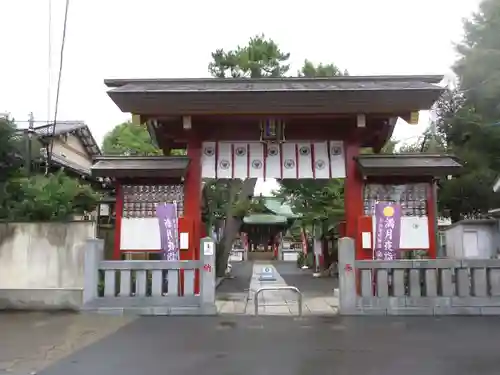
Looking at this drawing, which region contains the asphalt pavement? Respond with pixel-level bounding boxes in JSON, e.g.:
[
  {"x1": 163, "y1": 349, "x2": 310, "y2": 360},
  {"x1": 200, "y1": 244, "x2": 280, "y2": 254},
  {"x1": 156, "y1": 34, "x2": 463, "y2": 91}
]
[
  {"x1": 274, "y1": 261, "x2": 339, "y2": 297},
  {"x1": 38, "y1": 315, "x2": 500, "y2": 375}
]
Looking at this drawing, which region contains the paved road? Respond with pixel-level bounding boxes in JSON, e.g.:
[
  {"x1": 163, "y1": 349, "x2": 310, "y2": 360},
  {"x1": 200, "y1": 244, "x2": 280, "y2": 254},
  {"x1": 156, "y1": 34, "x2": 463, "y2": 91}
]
[
  {"x1": 217, "y1": 261, "x2": 253, "y2": 296},
  {"x1": 0, "y1": 311, "x2": 133, "y2": 375},
  {"x1": 39, "y1": 315, "x2": 500, "y2": 375},
  {"x1": 218, "y1": 261, "x2": 338, "y2": 297},
  {"x1": 275, "y1": 261, "x2": 338, "y2": 297},
  {"x1": 216, "y1": 261, "x2": 338, "y2": 315}
]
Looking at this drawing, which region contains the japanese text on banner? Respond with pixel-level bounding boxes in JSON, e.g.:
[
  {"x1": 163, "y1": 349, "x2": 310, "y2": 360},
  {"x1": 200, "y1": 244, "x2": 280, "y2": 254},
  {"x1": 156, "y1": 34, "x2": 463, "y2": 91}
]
[
  {"x1": 156, "y1": 203, "x2": 179, "y2": 261},
  {"x1": 374, "y1": 202, "x2": 401, "y2": 260}
]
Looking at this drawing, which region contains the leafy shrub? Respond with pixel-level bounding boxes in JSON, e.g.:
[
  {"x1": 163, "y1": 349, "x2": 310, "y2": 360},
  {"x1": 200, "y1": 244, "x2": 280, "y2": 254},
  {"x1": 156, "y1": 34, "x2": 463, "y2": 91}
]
[{"x1": 1, "y1": 170, "x2": 100, "y2": 221}]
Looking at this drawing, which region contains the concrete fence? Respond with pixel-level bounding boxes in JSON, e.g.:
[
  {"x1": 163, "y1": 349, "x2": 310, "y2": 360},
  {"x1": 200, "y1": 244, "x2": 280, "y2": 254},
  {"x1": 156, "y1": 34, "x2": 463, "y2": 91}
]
[
  {"x1": 338, "y1": 237, "x2": 500, "y2": 315},
  {"x1": 82, "y1": 237, "x2": 217, "y2": 315},
  {"x1": 0, "y1": 221, "x2": 95, "y2": 309}
]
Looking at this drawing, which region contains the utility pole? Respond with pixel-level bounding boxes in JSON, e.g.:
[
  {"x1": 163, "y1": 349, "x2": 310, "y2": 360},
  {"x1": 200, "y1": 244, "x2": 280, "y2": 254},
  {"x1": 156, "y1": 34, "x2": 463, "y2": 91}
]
[{"x1": 25, "y1": 112, "x2": 35, "y2": 176}]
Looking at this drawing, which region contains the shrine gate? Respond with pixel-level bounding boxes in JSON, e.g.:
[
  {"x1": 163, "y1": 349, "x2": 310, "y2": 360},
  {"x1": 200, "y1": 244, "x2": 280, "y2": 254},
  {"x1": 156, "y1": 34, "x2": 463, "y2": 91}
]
[{"x1": 88, "y1": 75, "x2": 462, "y2": 314}]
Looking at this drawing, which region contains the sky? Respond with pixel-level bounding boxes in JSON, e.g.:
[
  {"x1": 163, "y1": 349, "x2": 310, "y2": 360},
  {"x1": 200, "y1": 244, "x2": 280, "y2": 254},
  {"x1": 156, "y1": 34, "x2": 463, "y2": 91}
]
[{"x1": 1, "y1": 0, "x2": 481, "y2": 194}]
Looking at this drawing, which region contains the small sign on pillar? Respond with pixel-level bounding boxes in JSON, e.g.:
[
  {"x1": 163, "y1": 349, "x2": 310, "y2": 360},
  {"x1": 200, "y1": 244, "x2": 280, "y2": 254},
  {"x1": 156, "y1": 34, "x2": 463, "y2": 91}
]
[
  {"x1": 203, "y1": 240, "x2": 214, "y2": 256},
  {"x1": 200, "y1": 237, "x2": 216, "y2": 310}
]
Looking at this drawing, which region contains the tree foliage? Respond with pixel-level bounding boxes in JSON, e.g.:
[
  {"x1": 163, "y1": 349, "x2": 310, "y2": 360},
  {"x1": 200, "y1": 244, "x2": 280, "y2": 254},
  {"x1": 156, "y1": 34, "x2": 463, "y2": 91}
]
[
  {"x1": 298, "y1": 59, "x2": 348, "y2": 77},
  {"x1": 0, "y1": 117, "x2": 22, "y2": 182},
  {"x1": 102, "y1": 121, "x2": 162, "y2": 156},
  {"x1": 454, "y1": 0, "x2": 500, "y2": 121},
  {"x1": 275, "y1": 180, "x2": 344, "y2": 226},
  {"x1": 434, "y1": 91, "x2": 500, "y2": 221},
  {"x1": 402, "y1": 0, "x2": 500, "y2": 221},
  {"x1": 208, "y1": 34, "x2": 291, "y2": 78},
  {"x1": 2, "y1": 171, "x2": 99, "y2": 221}
]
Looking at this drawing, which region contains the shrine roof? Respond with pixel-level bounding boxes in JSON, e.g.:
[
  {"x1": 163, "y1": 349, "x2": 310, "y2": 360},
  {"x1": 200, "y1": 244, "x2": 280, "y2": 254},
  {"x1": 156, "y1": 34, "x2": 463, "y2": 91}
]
[
  {"x1": 91, "y1": 156, "x2": 189, "y2": 179},
  {"x1": 104, "y1": 75, "x2": 444, "y2": 115},
  {"x1": 355, "y1": 154, "x2": 462, "y2": 177},
  {"x1": 243, "y1": 214, "x2": 288, "y2": 225},
  {"x1": 262, "y1": 197, "x2": 300, "y2": 218},
  {"x1": 105, "y1": 75, "x2": 443, "y2": 91}
]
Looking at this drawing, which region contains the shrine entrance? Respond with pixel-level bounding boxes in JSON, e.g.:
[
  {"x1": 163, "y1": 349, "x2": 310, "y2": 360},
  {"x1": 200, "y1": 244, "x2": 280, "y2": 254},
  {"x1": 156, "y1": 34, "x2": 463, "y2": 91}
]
[{"x1": 93, "y1": 75, "x2": 454, "y2": 315}]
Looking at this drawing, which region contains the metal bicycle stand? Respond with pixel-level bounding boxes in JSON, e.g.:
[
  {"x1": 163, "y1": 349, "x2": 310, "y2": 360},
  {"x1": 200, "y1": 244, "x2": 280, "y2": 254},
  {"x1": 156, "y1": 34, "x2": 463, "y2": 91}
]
[{"x1": 253, "y1": 286, "x2": 303, "y2": 316}]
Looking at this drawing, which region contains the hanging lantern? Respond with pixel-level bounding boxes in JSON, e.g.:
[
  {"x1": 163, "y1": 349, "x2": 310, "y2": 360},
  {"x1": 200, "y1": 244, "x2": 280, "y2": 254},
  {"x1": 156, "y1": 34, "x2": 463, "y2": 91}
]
[{"x1": 260, "y1": 118, "x2": 286, "y2": 143}]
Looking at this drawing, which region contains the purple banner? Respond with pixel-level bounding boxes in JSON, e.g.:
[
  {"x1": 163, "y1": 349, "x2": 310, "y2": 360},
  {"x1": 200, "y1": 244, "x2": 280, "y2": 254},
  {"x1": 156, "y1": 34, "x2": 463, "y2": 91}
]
[
  {"x1": 156, "y1": 203, "x2": 179, "y2": 261},
  {"x1": 374, "y1": 202, "x2": 402, "y2": 260}
]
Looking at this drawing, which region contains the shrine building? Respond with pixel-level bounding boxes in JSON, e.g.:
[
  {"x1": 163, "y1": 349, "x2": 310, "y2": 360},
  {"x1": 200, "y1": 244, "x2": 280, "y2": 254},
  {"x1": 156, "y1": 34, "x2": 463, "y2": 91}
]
[{"x1": 91, "y1": 76, "x2": 462, "y2": 271}]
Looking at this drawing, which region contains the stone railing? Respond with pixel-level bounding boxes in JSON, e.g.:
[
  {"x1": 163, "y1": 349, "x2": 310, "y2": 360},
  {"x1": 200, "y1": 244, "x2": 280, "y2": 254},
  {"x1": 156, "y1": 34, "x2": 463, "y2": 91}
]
[
  {"x1": 82, "y1": 237, "x2": 216, "y2": 315},
  {"x1": 338, "y1": 237, "x2": 500, "y2": 315}
]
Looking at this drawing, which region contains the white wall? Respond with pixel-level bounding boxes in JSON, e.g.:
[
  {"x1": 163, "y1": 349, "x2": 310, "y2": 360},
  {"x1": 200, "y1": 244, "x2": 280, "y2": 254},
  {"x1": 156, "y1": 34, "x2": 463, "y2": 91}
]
[
  {"x1": 444, "y1": 222, "x2": 495, "y2": 259},
  {"x1": 51, "y1": 134, "x2": 92, "y2": 170},
  {"x1": 0, "y1": 221, "x2": 95, "y2": 309},
  {"x1": 372, "y1": 216, "x2": 429, "y2": 249}
]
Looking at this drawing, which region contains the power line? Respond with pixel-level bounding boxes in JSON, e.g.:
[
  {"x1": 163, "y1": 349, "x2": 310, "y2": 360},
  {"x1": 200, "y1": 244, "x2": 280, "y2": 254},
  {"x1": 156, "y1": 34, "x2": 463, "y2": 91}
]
[
  {"x1": 47, "y1": 0, "x2": 70, "y2": 173},
  {"x1": 47, "y1": 0, "x2": 52, "y2": 122},
  {"x1": 12, "y1": 119, "x2": 61, "y2": 124}
]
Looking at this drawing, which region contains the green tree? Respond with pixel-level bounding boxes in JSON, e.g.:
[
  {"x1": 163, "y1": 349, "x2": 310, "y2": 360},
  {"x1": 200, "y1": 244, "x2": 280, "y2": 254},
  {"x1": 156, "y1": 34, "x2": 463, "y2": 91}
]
[
  {"x1": 4, "y1": 170, "x2": 99, "y2": 221},
  {"x1": 0, "y1": 116, "x2": 22, "y2": 219},
  {"x1": 102, "y1": 121, "x2": 162, "y2": 156},
  {"x1": 433, "y1": 90, "x2": 500, "y2": 221},
  {"x1": 454, "y1": 0, "x2": 500, "y2": 121},
  {"x1": 208, "y1": 34, "x2": 290, "y2": 78},
  {"x1": 207, "y1": 34, "x2": 292, "y2": 276},
  {"x1": 298, "y1": 59, "x2": 348, "y2": 77},
  {"x1": 0, "y1": 116, "x2": 21, "y2": 182},
  {"x1": 430, "y1": 0, "x2": 500, "y2": 221},
  {"x1": 275, "y1": 179, "x2": 344, "y2": 225}
]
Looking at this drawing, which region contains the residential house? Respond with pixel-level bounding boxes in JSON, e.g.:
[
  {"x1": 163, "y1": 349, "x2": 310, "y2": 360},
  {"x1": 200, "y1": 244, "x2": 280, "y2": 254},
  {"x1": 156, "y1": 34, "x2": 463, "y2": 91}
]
[{"x1": 32, "y1": 121, "x2": 101, "y2": 178}]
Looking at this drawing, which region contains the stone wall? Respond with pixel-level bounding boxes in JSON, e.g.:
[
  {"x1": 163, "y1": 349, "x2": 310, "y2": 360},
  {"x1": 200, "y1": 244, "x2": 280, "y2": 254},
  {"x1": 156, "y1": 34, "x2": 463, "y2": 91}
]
[
  {"x1": 338, "y1": 237, "x2": 500, "y2": 315},
  {"x1": 0, "y1": 221, "x2": 96, "y2": 310}
]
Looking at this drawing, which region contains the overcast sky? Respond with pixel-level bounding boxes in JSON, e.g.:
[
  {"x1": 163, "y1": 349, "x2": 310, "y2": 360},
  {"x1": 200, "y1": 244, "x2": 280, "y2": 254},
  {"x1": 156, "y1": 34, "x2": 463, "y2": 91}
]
[{"x1": 1, "y1": 0, "x2": 481, "y2": 193}]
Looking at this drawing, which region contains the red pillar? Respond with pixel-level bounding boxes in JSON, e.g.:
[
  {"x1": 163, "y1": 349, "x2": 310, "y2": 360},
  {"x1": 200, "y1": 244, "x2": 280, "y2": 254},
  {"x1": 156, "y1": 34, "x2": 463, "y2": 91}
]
[
  {"x1": 113, "y1": 183, "x2": 123, "y2": 260},
  {"x1": 426, "y1": 180, "x2": 437, "y2": 259},
  {"x1": 343, "y1": 141, "x2": 364, "y2": 259},
  {"x1": 183, "y1": 137, "x2": 202, "y2": 293}
]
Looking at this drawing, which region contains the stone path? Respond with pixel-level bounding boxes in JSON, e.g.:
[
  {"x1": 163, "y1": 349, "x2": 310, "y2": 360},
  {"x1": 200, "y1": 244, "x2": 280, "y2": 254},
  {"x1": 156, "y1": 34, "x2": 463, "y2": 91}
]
[{"x1": 216, "y1": 262, "x2": 338, "y2": 315}]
